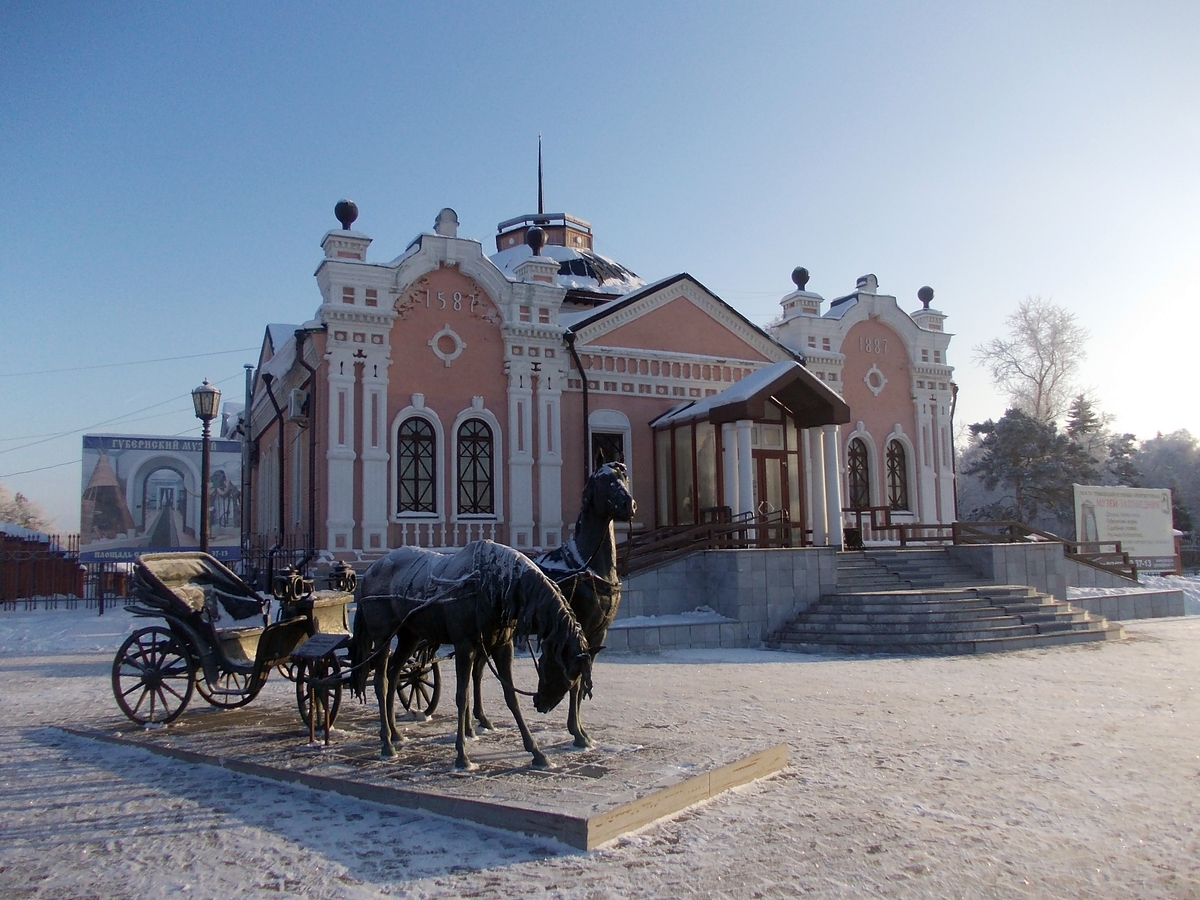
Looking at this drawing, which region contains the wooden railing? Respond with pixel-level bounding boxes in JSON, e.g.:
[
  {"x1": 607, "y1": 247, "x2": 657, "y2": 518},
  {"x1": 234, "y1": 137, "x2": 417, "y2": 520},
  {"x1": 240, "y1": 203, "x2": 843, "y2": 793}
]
[
  {"x1": 841, "y1": 507, "x2": 955, "y2": 547},
  {"x1": 617, "y1": 509, "x2": 806, "y2": 576},
  {"x1": 952, "y1": 520, "x2": 1137, "y2": 581}
]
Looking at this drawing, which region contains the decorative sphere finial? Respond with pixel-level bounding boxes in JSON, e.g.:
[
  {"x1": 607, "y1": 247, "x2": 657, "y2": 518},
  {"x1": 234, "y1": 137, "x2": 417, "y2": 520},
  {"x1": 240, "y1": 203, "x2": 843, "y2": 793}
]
[
  {"x1": 791, "y1": 267, "x2": 810, "y2": 290},
  {"x1": 918, "y1": 286, "x2": 934, "y2": 309},
  {"x1": 334, "y1": 199, "x2": 358, "y2": 230},
  {"x1": 526, "y1": 226, "x2": 546, "y2": 256}
]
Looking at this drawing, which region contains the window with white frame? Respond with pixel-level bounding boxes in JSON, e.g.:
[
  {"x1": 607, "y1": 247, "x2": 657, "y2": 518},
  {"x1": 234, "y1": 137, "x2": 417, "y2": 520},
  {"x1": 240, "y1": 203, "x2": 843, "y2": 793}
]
[
  {"x1": 397, "y1": 417, "x2": 436, "y2": 513},
  {"x1": 456, "y1": 419, "x2": 494, "y2": 515}
]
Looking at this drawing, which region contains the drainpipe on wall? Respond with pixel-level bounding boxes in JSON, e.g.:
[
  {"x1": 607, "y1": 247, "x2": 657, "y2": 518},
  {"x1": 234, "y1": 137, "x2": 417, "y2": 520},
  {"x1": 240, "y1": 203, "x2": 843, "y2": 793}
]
[
  {"x1": 240, "y1": 363, "x2": 253, "y2": 573},
  {"x1": 565, "y1": 330, "x2": 590, "y2": 489},
  {"x1": 260, "y1": 373, "x2": 286, "y2": 589},
  {"x1": 293, "y1": 325, "x2": 325, "y2": 574}
]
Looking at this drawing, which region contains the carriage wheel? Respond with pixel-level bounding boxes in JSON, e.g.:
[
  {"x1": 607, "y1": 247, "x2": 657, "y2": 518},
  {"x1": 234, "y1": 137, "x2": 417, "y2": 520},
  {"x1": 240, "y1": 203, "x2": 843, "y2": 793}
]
[
  {"x1": 195, "y1": 669, "x2": 260, "y2": 709},
  {"x1": 112, "y1": 626, "x2": 196, "y2": 725},
  {"x1": 396, "y1": 644, "x2": 441, "y2": 717},
  {"x1": 295, "y1": 656, "x2": 343, "y2": 730}
]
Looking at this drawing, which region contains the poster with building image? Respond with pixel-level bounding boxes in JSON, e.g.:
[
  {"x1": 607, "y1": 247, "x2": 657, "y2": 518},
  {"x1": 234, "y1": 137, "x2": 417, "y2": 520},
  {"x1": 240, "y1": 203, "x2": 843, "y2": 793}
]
[
  {"x1": 80, "y1": 434, "x2": 242, "y2": 562},
  {"x1": 1073, "y1": 484, "x2": 1175, "y2": 573}
]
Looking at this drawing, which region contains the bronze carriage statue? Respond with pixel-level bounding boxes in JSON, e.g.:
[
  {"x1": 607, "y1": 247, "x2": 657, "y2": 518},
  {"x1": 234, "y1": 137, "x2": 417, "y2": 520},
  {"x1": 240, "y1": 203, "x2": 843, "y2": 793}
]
[{"x1": 111, "y1": 552, "x2": 441, "y2": 727}]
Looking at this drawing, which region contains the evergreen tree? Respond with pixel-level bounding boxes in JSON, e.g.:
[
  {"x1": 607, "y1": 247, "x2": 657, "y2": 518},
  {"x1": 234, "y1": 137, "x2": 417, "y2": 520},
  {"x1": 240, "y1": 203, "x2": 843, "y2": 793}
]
[
  {"x1": 962, "y1": 409, "x2": 1098, "y2": 530},
  {"x1": 1105, "y1": 433, "x2": 1139, "y2": 486},
  {"x1": 1135, "y1": 430, "x2": 1200, "y2": 534}
]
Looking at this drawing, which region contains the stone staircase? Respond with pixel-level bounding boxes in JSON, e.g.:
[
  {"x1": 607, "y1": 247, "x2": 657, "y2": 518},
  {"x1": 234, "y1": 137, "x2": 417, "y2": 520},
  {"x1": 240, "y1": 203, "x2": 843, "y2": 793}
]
[{"x1": 766, "y1": 548, "x2": 1124, "y2": 655}]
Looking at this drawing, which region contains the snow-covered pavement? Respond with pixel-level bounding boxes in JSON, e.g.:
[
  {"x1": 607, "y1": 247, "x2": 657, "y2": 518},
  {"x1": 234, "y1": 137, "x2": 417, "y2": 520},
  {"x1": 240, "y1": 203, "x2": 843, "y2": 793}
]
[{"x1": 1, "y1": 607, "x2": 1198, "y2": 898}]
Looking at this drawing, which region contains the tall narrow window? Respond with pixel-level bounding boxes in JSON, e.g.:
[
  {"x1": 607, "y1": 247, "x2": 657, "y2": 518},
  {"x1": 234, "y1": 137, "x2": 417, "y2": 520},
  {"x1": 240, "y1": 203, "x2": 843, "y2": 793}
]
[
  {"x1": 847, "y1": 438, "x2": 871, "y2": 509},
  {"x1": 397, "y1": 418, "x2": 436, "y2": 513},
  {"x1": 886, "y1": 440, "x2": 909, "y2": 511},
  {"x1": 457, "y1": 419, "x2": 494, "y2": 514}
]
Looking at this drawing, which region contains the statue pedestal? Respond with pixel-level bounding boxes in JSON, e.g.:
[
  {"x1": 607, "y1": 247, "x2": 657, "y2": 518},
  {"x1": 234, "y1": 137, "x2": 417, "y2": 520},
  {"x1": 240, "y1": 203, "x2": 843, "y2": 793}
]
[{"x1": 73, "y1": 699, "x2": 786, "y2": 850}]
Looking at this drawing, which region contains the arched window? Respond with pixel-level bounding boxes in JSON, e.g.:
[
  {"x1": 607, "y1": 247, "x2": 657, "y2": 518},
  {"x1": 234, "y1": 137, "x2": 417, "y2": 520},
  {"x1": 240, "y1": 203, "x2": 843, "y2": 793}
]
[
  {"x1": 457, "y1": 419, "x2": 494, "y2": 515},
  {"x1": 847, "y1": 438, "x2": 871, "y2": 509},
  {"x1": 886, "y1": 440, "x2": 909, "y2": 511},
  {"x1": 397, "y1": 417, "x2": 436, "y2": 513}
]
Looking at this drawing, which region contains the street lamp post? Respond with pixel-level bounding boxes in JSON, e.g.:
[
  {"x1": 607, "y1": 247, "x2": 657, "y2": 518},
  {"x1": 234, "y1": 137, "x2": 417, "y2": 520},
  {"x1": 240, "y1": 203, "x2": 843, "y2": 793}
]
[{"x1": 192, "y1": 379, "x2": 222, "y2": 554}]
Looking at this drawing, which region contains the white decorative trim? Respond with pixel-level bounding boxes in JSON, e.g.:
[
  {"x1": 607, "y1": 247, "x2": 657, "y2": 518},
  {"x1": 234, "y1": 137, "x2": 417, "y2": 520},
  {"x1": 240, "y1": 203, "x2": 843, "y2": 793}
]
[
  {"x1": 428, "y1": 324, "x2": 466, "y2": 367},
  {"x1": 883, "y1": 427, "x2": 917, "y2": 514},
  {"x1": 863, "y1": 363, "x2": 888, "y2": 397},
  {"x1": 390, "y1": 404, "x2": 445, "y2": 521},
  {"x1": 572, "y1": 278, "x2": 791, "y2": 363},
  {"x1": 588, "y1": 408, "x2": 633, "y2": 486},
  {"x1": 450, "y1": 400, "x2": 505, "y2": 523},
  {"x1": 845, "y1": 428, "x2": 879, "y2": 508}
]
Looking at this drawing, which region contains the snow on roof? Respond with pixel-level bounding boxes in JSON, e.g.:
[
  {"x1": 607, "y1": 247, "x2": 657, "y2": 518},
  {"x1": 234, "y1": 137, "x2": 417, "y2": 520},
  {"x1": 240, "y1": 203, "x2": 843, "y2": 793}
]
[
  {"x1": 0, "y1": 521, "x2": 51, "y2": 543},
  {"x1": 558, "y1": 273, "x2": 692, "y2": 331},
  {"x1": 266, "y1": 323, "x2": 299, "y2": 351},
  {"x1": 651, "y1": 361, "x2": 798, "y2": 427},
  {"x1": 260, "y1": 324, "x2": 300, "y2": 383},
  {"x1": 490, "y1": 244, "x2": 644, "y2": 296}
]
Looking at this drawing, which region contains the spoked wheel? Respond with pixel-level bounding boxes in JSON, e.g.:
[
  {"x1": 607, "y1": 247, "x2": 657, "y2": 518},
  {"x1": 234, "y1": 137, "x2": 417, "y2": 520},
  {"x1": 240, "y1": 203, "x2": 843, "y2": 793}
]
[
  {"x1": 396, "y1": 643, "x2": 441, "y2": 717},
  {"x1": 195, "y1": 669, "x2": 260, "y2": 709},
  {"x1": 295, "y1": 655, "x2": 343, "y2": 730},
  {"x1": 112, "y1": 626, "x2": 196, "y2": 725}
]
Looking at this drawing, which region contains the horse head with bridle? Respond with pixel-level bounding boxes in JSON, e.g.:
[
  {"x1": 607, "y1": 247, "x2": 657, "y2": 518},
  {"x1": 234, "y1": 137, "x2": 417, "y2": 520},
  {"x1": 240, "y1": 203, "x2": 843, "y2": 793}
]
[{"x1": 467, "y1": 462, "x2": 636, "y2": 749}]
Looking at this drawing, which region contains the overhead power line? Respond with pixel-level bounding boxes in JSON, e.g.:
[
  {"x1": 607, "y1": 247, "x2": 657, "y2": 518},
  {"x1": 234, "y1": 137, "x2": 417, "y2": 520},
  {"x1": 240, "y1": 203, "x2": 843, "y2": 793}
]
[
  {"x1": 0, "y1": 372, "x2": 243, "y2": 457},
  {"x1": 0, "y1": 346, "x2": 258, "y2": 378}
]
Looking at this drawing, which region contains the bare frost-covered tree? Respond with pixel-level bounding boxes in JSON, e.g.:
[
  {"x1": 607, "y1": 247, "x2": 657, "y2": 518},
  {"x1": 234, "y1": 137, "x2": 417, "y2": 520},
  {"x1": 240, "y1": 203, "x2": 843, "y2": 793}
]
[
  {"x1": 0, "y1": 481, "x2": 51, "y2": 532},
  {"x1": 974, "y1": 297, "x2": 1089, "y2": 423}
]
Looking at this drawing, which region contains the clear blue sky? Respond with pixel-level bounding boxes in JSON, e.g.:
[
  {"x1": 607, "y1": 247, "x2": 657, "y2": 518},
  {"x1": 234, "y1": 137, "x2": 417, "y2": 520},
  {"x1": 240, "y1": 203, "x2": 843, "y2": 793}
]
[{"x1": 3, "y1": 2, "x2": 1198, "y2": 530}]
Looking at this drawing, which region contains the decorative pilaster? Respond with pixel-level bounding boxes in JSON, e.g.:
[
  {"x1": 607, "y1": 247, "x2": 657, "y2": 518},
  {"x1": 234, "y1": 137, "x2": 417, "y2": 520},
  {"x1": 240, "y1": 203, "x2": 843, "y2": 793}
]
[
  {"x1": 325, "y1": 346, "x2": 357, "y2": 551},
  {"x1": 360, "y1": 348, "x2": 391, "y2": 551},
  {"x1": 507, "y1": 362, "x2": 535, "y2": 550},
  {"x1": 535, "y1": 364, "x2": 564, "y2": 548}
]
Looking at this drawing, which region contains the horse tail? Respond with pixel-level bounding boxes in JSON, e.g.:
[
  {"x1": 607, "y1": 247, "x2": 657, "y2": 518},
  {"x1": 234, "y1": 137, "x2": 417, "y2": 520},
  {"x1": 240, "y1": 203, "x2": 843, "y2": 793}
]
[{"x1": 349, "y1": 601, "x2": 372, "y2": 702}]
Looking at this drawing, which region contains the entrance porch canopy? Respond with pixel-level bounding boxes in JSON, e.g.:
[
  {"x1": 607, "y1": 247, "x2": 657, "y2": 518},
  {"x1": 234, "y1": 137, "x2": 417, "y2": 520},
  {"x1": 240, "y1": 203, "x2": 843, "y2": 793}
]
[
  {"x1": 650, "y1": 360, "x2": 850, "y2": 430},
  {"x1": 648, "y1": 361, "x2": 851, "y2": 539}
]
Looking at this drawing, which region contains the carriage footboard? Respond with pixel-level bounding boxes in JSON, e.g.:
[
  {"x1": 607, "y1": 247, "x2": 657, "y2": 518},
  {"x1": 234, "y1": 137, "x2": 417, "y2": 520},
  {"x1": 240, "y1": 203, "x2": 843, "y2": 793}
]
[{"x1": 255, "y1": 617, "x2": 313, "y2": 671}]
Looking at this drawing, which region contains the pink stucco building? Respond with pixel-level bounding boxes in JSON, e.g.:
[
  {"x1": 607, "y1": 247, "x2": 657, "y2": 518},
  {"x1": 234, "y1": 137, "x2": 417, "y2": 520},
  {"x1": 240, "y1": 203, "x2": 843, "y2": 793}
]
[{"x1": 244, "y1": 202, "x2": 954, "y2": 563}]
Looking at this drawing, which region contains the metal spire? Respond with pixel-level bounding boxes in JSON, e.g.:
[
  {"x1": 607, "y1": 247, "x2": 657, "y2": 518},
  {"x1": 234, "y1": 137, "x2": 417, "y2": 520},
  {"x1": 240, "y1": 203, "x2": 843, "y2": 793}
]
[{"x1": 537, "y1": 135, "x2": 544, "y2": 215}]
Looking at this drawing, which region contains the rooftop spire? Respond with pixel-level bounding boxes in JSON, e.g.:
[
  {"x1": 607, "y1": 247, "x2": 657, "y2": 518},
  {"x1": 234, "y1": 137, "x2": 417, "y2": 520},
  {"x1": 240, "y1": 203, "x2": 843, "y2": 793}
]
[{"x1": 537, "y1": 135, "x2": 544, "y2": 215}]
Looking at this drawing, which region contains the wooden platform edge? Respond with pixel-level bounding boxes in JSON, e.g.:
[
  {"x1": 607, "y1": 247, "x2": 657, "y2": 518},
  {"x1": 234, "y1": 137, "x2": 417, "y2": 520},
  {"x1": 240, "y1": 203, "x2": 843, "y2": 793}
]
[{"x1": 584, "y1": 742, "x2": 789, "y2": 849}]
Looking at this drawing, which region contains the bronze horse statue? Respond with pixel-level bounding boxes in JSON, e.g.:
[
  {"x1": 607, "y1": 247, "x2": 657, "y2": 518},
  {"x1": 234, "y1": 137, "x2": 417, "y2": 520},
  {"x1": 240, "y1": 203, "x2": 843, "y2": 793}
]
[
  {"x1": 351, "y1": 540, "x2": 591, "y2": 768},
  {"x1": 468, "y1": 462, "x2": 635, "y2": 748}
]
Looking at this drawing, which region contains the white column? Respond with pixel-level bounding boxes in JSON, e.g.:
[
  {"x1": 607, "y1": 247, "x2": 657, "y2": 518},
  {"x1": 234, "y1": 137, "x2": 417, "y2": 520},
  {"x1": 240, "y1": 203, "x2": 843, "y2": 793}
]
[
  {"x1": 507, "y1": 363, "x2": 535, "y2": 550},
  {"x1": 916, "y1": 395, "x2": 937, "y2": 522},
  {"x1": 535, "y1": 365, "x2": 564, "y2": 549},
  {"x1": 736, "y1": 419, "x2": 754, "y2": 517},
  {"x1": 808, "y1": 428, "x2": 828, "y2": 545},
  {"x1": 325, "y1": 347, "x2": 357, "y2": 552},
  {"x1": 722, "y1": 422, "x2": 738, "y2": 514},
  {"x1": 822, "y1": 424, "x2": 842, "y2": 548},
  {"x1": 360, "y1": 350, "x2": 390, "y2": 551}
]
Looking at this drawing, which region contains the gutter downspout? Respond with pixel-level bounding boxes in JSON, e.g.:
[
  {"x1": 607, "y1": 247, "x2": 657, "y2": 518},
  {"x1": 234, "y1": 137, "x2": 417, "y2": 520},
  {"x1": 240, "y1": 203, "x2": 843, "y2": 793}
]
[
  {"x1": 260, "y1": 373, "x2": 286, "y2": 590},
  {"x1": 293, "y1": 325, "x2": 325, "y2": 574},
  {"x1": 565, "y1": 330, "x2": 589, "y2": 489},
  {"x1": 240, "y1": 363, "x2": 253, "y2": 573}
]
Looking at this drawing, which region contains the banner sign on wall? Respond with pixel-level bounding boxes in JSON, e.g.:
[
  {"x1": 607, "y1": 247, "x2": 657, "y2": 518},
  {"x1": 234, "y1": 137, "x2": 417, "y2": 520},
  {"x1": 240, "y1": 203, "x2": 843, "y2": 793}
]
[
  {"x1": 1073, "y1": 484, "x2": 1175, "y2": 573},
  {"x1": 80, "y1": 434, "x2": 242, "y2": 562}
]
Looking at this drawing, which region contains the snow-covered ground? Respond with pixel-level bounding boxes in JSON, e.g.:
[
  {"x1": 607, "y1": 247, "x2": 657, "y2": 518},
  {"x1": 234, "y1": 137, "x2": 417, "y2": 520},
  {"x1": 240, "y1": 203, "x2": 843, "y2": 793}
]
[{"x1": 2, "y1": 607, "x2": 1199, "y2": 898}]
